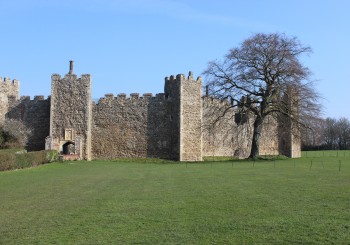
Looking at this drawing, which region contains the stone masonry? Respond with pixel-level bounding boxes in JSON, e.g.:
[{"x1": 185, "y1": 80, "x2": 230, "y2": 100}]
[
  {"x1": 47, "y1": 61, "x2": 92, "y2": 160},
  {"x1": 1, "y1": 62, "x2": 301, "y2": 160}
]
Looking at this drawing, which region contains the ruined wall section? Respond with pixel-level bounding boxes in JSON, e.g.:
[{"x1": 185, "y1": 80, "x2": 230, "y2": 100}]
[
  {"x1": 279, "y1": 87, "x2": 301, "y2": 158},
  {"x1": 202, "y1": 97, "x2": 234, "y2": 157},
  {"x1": 202, "y1": 96, "x2": 282, "y2": 158},
  {"x1": 92, "y1": 93, "x2": 175, "y2": 159},
  {"x1": 6, "y1": 96, "x2": 50, "y2": 151},
  {"x1": 258, "y1": 114, "x2": 280, "y2": 156},
  {"x1": 202, "y1": 97, "x2": 253, "y2": 158},
  {"x1": 49, "y1": 73, "x2": 92, "y2": 160}
]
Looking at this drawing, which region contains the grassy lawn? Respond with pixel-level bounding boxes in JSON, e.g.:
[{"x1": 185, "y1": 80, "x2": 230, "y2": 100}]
[{"x1": 0, "y1": 153, "x2": 350, "y2": 244}]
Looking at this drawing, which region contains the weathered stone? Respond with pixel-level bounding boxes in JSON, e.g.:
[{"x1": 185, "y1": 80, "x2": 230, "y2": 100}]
[
  {"x1": 48, "y1": 69, "x2": 92, "y2": 160},
  {"x1": 0, "y1": 62, "x2": 300, "y2": 160}
]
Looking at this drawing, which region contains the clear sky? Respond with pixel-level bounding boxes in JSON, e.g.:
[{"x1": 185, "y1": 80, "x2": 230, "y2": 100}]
[{"x1": 1, "y1": 0, "x2": 349, "y2": 119}]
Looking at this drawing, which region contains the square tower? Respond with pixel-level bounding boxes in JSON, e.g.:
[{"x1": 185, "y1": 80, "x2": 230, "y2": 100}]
[{"x1": 46, "y1": 61, "x2": 92, "y2": 160}]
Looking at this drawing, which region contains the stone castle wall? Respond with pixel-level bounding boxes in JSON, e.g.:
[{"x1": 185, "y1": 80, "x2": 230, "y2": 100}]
[
  {"x1": 202, "y1": 97, "x2": 280, "y2": 158},
  {"x1": 92, "y1": 72, "x2": 203, "y2": 161},
  {"x1": 1, "y1": 64, "x2": 300, "y2": 160},
  {"x1": 202, "y1": 97, "x2": 239, "y2": 157},
  {"x1": 6, "y1": 96, "x2": 50, "y2": 151},
  {"x1": 92, "y1": 93, "x2": 176, "y2": 159}
]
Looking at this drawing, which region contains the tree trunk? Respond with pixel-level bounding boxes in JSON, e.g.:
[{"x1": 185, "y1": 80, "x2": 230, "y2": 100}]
[{"x1": 249, "y1": 116, "x2": 264, "y2": 158}]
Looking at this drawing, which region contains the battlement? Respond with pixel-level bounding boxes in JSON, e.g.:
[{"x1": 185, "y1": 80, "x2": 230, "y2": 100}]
[
  {"x1": 20, "y1": 95, "x2": 49, "y2": 101},
  {"x1": 0, "y1": 77, "x2": 19, "y2": 86},
  {"x1": 0, "y1": 76, "x2": 20, "y2": 100},
  {"x1": 202, "y1": 96, "x2": 231, "y2": 106},
  {"x1": 96, "y1": 92, "x2": 168, "y2": 105},
  {"x1": 164, "y1": 71, "x2": 202, "y2": 83},
  {"x1": 51, "y1": 73, "x2": 91, "y2": 82}
]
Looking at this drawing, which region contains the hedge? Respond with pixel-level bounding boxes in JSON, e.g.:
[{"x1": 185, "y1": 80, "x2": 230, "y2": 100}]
[{"x1": 0, "y1": 150, "x2": 58, "y2": 171}]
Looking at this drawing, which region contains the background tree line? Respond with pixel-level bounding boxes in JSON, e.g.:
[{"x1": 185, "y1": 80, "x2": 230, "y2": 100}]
[{"x1": 302, "y1": 117, "x2": 350, "y2": 150}]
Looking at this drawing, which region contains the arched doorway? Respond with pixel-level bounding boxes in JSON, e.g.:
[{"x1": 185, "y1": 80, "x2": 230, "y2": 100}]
[{"x1": 62, "y1": 141, "x2": 75, "y2": 155}]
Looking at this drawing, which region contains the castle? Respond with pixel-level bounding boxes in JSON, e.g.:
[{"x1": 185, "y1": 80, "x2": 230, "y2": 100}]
[{"x1": 1, "y1": 61, "x2": 301, "y2": 161}]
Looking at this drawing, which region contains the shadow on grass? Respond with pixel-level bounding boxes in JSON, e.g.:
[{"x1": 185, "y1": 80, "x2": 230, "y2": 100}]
[{"x1": 203, "y1": 155, "x2": 289, "y2": 163}]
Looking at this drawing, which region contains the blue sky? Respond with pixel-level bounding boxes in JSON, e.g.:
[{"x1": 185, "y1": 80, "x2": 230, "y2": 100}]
[{"x1": 1, "y1": 0, "x2": 349, "y2": 119}]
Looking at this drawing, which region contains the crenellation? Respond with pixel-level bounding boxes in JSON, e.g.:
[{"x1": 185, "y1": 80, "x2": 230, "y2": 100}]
[
  {"x1": 64, "y1": 74, "x2": 78, "y2": 79},
  {"x1": 34, "y1": 95, "x2": 45, "y2": 101},
  {"x1": 143, "y1": 93, "x2": 153, "y2": 98},
  {"x1": 176, "y1": 74, "x2": 184, "y2": 81},
  {"x1": 95, "y1": 92, "x2": 170, "y2": 104},
  {"x1": 117, "y1": 93, "x2": 127, "y2": 99},
  {"x1": 130, "y1": 93, "x2": 139, "y2": 100},
  {"x1": 20, "y1": 96, "x2": 30, "y2": 100},
  {"x1": 202, "y1": 96, "x2": 231, "y2": 107},
  {"x1": 104, "y1": 93, "x2": 114, "y2": 100},
  {"x1": 0, "y1": 76, "x2": 20, "y2": 101},
  {"x1": 51, "y1": 74, "x2": 61, "y2": 80},
  {"x1": 0, "y1": 78, "x2": 19, "y2": 85},
  {"x1": 188, "y1": 71, "x2": 193, "y2": 78},
  {"x1": 19, "y1": 96, "x2": 50, "y2": 102}
]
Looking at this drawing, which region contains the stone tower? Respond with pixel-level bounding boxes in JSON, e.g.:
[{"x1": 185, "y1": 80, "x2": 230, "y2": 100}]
[
  {"x1": 46, "y1": 61, "x2": 92, "y2": 160},
  {"x1": 165, "y1": 72, "x2": 203, "y2": 161},
  {"x1": 279, "y1": 86, "x2": 301, "y2": 158},
  {"x1": 0, "y1": 77, "x2": 20, "y2": 124}
]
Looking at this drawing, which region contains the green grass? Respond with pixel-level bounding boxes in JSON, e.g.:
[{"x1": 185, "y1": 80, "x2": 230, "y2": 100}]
[
  {"x1": 302, "y1": 150, "x2": 350, "y2": 158},
  {"x1": 1, "y1": 153, "x2": 350, "y2": 244}
]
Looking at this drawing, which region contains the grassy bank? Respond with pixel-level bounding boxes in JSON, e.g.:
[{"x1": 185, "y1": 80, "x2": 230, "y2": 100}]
[{"x1": 0, "y1": 153, "x2": 349, "y2": 244}]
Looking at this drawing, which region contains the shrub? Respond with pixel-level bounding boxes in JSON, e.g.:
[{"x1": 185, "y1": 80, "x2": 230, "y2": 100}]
[
  {"x1": 17, "y1": 150, "x2": 59, "y2": 167},
  {"x1": 0, "y1": 152, "x2": 17, "y2": 171},
  {"x1": 0, "y1": 119, "x2": 32, "y2": 149},
  {"x1": 0, "y1": 150, "x2": 59, "y2": 172},
  {"x1": 46, "y1": 150, "x2": 59, "y2": 163}
]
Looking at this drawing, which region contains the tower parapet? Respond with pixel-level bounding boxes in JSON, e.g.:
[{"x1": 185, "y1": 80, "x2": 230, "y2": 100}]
[{"x1": 0, "y1": 77, "x2": 20, "y2": 100}]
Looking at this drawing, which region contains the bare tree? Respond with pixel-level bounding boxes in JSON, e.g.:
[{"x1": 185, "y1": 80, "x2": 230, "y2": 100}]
[
  {"x1": 301, "y1": 116, "x2": 326, "y2": 150},
  {"x1": 323, "y1": 117, "x2": 337, "y2": 149},
  {"x1": 1, "y1": 118, "x2": 32, "y2": 148},
  {"x1": 203, "y1": 33, "x2": 321, "y2": 158},
  {"x1": 334, "y1": 117, "x2": 350, "y2": 150}
]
